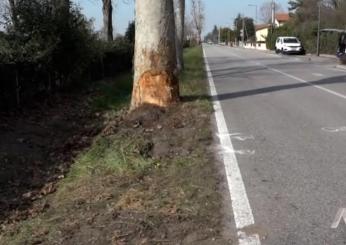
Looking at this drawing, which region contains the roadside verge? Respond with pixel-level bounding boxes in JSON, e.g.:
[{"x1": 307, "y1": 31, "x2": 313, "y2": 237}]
[{"x1": 1, "y1": 47, "x2": 231, "y2": 245}]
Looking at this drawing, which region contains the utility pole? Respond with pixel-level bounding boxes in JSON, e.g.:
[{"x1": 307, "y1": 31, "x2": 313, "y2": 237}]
[
  {"x1": 317, "y1": 1, "x2": 321, "y2": 56},
  {"x1": 270, "y1": 0, "x2": 276, "y2": 50},
  {"x1": 228, "y1": 28, "x2": 230, "y2": 46},
  {"x1": 218, "y1": 25, "x2": 221, "y2": 44},
  {"x1": 234, "y1": 18, "x2": 238, "y2": 46},
  {"x1": 271, "y1": 0, "x2": 275, "y2": 29},
  {"x1": 242, "y1": 16, "x2": 245, "y2": 46}
]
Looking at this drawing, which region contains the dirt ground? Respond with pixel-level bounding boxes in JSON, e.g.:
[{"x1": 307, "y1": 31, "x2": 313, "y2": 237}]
[
  {"x1": 0, "y1": 48, "x2": 233, "y2": 245},
  {"x1": 0, "y1": 90, "x2": 101, "y2": 227}
]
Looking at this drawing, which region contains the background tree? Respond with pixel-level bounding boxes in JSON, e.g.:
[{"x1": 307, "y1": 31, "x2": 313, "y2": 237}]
[
  {"x1": 102, "y1": 0, "x2": 113, "y2": 41},
  {"x1": 220, "y1": 27, "x2": 234, "y2": 44},
  {"x1": 190, "y1": 0, "x2": 204, "y2": 44},
  {"x1": 174, "y1": 0, "x2": 185, "y2": 71},
  {"x1": 8, "y1": 0, "x2": 17, "y2": 28},
  {"x1": 184, "y1": 15, "x2": 196, "y2": 45},
  {"x1": 289, "y1": 0, "x2": 319, "y2": 23},
  {"x1": 204, "y1": 26, "x2": 218, "y2": 43},
  {"x1": 260, "y1": 1, "x2": 283, "y2": 23},
  {"x1": 211, "y1": 25, "x2": 219, "y2": 43},
  {"x1": 234, "y1": 14, "x2": 255, "y2": 42},
  {"x1": 131, "y1": 0, "x2": 179, "y2": 109},
  {"x1": 125, "y1": 20, "x2": 135, "y2": 44},
  {"x1": 210, "y1": 25, "x2": 219, "y2": 43},
  {"x1": 288, "y1": 0, "x2": 303, "y2": 11}
]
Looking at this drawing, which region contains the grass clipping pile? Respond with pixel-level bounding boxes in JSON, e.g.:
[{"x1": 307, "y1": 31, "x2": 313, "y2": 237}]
[{"x1": 0, "y1": 47, "x2": 229, "y2": 245}]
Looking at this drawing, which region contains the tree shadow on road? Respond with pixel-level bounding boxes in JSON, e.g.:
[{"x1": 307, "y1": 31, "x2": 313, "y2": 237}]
[
  {"x1": 183, "y1": 75, "x2": 346, "y2": 103},
  {"x1": 214, "y1": 75, "x2": 346, "y2": 101}
]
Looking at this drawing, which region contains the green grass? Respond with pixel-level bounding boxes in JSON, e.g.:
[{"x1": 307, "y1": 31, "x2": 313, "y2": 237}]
[
  {"x1": 180, "y1": 46, "x2": 213, "y2": 113},
  {"x1": 180, "y1": 46, "x2": 208, "y2": 96},
  {"x1": 64, "y1": 135, "x2": 155, "y2": 181},
  {"x1": 90, "y1": 72, "x2": 133, "y2": 111}
]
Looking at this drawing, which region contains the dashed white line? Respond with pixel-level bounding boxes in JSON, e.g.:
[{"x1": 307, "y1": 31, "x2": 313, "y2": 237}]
[{"x1": 203, "y1": 46, "x2": 261, "y2": 245}]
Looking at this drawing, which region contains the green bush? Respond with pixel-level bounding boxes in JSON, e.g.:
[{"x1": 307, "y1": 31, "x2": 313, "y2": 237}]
[{"x1": 0, "y1": 1, "x2": 134, "y2": 110}]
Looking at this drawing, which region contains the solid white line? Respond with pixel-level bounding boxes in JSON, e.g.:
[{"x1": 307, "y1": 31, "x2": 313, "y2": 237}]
[
  {"x1": 267, "y1": 67, "x2": 346, "y2": 100},
  {"x1": 329, "y1": 67, "x2": 346, "y2": 73},
  {"x1": 203, "y1": 46, "x2": 261, "y2": 245}
]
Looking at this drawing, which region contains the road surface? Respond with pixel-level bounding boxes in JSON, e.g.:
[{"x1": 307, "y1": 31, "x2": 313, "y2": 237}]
[{"x1": 204, "y1": 45, "x2": 346, "y2": 245}]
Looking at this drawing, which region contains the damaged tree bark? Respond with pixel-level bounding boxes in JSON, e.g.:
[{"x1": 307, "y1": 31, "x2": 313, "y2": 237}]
[{"x1": 130, "y1": 0, "x2": 179, "y2": 110}]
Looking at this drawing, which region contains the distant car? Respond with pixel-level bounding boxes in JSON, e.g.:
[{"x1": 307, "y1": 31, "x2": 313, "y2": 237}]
[{"x1": 275, "y1": 36, "x2": 305, "y2": 55}]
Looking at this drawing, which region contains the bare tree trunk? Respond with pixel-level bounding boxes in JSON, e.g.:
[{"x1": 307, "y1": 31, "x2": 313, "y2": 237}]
[
  {"x1": 191, "y1": 0, "x2": 204, "y2": 45},
  {"x1": 102, "y1": 0, "x2": 113, "y2": 41},
  {"x1": 175, "y1": 0, "x2": 185, "y2": 71},
  {"x1": 8, "y1": 0, "x2": 18, "y2": 29},
  {"x1": 130, "y1": 0, "x2": 179, "y2": 110}
]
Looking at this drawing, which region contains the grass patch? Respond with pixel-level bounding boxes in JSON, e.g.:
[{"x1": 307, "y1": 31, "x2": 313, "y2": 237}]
[
  {"x1": 64, "y1": 135, "x2": 154, "y2": 182},
  {"x1": 181, "y1": 46, "x2": 208, "y2": 96},
  {"x1": 90, "y1": 72, "x2": 133, "y2": 111},
  {"x1": 180, "y1": 47, "x2": 213, "y2": 113}
]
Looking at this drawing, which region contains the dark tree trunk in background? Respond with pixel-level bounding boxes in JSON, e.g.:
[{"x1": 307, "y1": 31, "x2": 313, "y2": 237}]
[
  {"x1": 8, "y1": 0, "x2": 18, "y2": 29},
  {"x1": 175, "y1": 0, "x2": 185, "y2": 71},
  {"x1": 102, "y1": 0, "x2": 113, "y2": 41}
]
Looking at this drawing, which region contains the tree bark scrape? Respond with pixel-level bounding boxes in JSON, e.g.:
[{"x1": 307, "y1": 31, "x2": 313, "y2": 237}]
[{"x1": 132, "y1": 69, "x2": 179, "y2": 108}]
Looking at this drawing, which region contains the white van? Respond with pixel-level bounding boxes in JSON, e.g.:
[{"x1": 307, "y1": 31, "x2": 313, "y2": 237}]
[{"x1": 275, "y1": 36, "x2": 305, "y2": 55}]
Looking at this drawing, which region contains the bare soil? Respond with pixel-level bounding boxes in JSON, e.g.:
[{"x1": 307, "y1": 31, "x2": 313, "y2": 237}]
[{"x1": 0, "y1": 91, "x2": 101, "y2": 227}]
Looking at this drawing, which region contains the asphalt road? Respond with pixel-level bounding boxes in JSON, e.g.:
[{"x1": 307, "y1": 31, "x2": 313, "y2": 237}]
[{"x1": 204, "y1": 45, "x2": 346, "y2": 245}]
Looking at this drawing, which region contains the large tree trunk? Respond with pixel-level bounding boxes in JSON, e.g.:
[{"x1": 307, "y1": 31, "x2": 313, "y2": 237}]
[
  {"x1": 130, "y1": 0, "x2": 179, "y2": 110},
  {"x1": 102, "y1": 0, "x2": 113, "y2": 41},
  {"x1": 175, "y1": 0, "x2": 185, "y2": 71}
]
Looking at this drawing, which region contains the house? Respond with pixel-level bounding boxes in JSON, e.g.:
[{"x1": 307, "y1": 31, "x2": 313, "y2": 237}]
[
  {"x1": 274, "y1": 13, "x2": 290, "y2": 27},
  {"x1": 255, "y1": 24, "x2": 271, "y2": 43},
  {"x1": 245, "y1": 12, "x2": 290, "y2": 50},
  {"x1": 254, "y1": 13, "x2": 290, "y2": 44}
]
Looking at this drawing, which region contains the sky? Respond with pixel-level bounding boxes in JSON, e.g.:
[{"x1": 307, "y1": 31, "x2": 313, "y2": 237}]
[{"x1": 74, "y1": 0, "x2": 289, "y2": 36}]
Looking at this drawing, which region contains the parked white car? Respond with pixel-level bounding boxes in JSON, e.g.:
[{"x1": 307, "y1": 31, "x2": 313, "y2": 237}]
[{"x1": 275, "y1": 36, "x2": 305, "y2": 55}]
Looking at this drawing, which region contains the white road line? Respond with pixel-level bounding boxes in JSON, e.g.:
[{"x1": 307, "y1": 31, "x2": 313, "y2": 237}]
[
  {"x1": 329, "y1": 67, "x2": 346, "y2": 73},
  {"x1": 203, "y1": 46, "x2": 261, "y2": 245},
  {"x1": 312, "y1": 73, "x2": 324, "y2": 77},
  {"x1": 267, "y1": 66, "x2": 346, "y2": 100}
]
